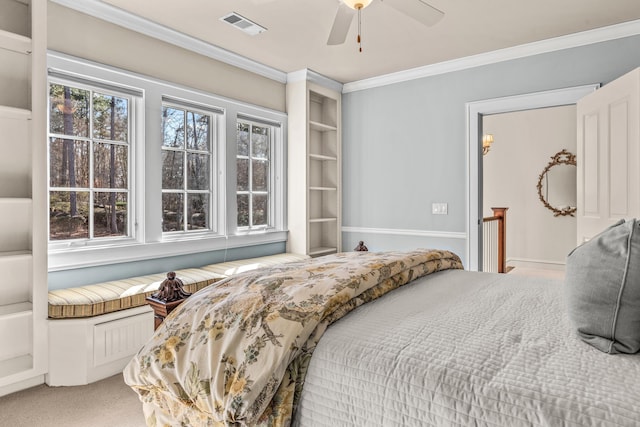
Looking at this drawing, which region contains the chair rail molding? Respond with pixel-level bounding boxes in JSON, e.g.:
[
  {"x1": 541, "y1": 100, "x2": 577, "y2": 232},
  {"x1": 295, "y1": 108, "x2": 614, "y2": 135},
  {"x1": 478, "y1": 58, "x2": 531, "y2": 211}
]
[{"x1": 342, "y1": 226, "x2": 466, "y2": 240}]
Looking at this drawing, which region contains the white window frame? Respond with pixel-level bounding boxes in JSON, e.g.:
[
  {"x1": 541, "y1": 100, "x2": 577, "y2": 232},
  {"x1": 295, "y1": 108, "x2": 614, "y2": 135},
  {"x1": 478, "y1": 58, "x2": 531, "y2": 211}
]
[
  {"x1": 236, "y1": 118, "x2": 277, "y2": 232},
  {"x1": 47, "y1": 76, "x2": 141, "y2": 251},
  {"x1": 233, "y1": 113, "x2": 286, "y2": 237},
  {"x1": 47, "y1": 51, "x2": 287, "y2": 272},
  {"x1": 160, "y1": 100, "x2": 220, "y2": 237}
]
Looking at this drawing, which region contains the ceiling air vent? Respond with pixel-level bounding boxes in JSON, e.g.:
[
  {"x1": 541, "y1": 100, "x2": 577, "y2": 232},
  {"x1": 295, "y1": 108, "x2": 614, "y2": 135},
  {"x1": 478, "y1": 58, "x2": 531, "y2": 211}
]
[{"x1": 220, "y1": 12, "x2": 267, "y2": 36}]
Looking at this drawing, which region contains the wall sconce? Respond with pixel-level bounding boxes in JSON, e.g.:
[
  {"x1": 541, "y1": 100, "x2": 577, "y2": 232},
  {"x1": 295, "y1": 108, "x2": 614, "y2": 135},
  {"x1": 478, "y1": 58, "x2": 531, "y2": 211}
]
[{"x1": 482, "y1": 134, "x2": 494, "y2": 156}]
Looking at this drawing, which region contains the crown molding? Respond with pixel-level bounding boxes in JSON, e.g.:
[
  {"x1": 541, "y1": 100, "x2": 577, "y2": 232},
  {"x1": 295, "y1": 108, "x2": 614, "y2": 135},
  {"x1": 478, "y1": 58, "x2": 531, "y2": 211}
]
[
  {"x1": 50, "y1": 1, "x2": 640, "y2": 93},
  {"x1": 286, "y1": 69, "x2": 343, "y2": 93},
  {"x1": 50, "y1": 0, "x2": 288, "y2": 84},
  {"x1": 343, "y1": 19, "x2": 640, "y2": 93}
]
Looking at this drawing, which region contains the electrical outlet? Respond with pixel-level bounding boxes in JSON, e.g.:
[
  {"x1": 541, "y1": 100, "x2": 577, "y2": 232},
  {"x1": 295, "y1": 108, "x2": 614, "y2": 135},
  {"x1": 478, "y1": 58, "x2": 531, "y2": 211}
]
[{"x1": 432, "y1": 203, "x2": 448, "y2": 215}]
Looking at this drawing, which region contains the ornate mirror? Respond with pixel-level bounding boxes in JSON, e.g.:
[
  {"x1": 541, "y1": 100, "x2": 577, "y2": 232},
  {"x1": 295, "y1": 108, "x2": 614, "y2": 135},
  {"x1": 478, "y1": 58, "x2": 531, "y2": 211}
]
[{"x1": 536, "y1": 149, "x2": 577, "y2": 217}]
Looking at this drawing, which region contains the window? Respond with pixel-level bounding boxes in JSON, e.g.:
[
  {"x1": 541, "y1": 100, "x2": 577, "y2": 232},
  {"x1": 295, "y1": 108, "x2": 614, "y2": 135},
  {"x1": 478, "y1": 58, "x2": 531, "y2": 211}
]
[
  {"x1": 236, "y1": 120, "x2": 273, "y2": 230},
  {"x1": 161, "y1": 103, "x2": 216, "y2": 234},
  {"x1": 48, "y1": 81, "x2": 132, "y2": 242},
  {"x1": 47, "y1": 53, "x2": 287, "y2": 271}
]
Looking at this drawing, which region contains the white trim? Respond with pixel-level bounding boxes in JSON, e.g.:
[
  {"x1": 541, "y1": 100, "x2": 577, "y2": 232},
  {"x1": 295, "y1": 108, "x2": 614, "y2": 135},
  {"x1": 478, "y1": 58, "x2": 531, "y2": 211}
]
[
  {"x1": 50, "y1": 0, "x2": 287, "y2": 83},
  {"x1": 0, "y1": 105, "x2": 31, "y2": 119},
  {"x1": 48, "y1": 51, "x2": 287, "y2": 117},
  {"x1": 48, "y1": 230, "x2": 288, "y2": 271},
  {"x1": 287, "y1": 69, "x2": 343, "y2": 93},
  {"x1": 342, "y1": 226, "x2": 466, "y2": 240},
  {"x1": 0, "y1": 375, "x2": 44, "y2": 398},
  {"x1": 46, "y1": 52, "x2": 288, "y2": 272},
  {"x1": 0, "y1": 28, "x2": 31, "y2": 55},
  {"x1": 49, "y1": 1, "x2": 640, "y2": 91},
  {"x1": 465, "y1": 84, "x2": 599, "y2": 271},
  {"x1": 343, "y1": 19, "x2": 640, "y2": 93},
  {"x1": 507, "y1": 258, "x2": 566, "y2": 271}
]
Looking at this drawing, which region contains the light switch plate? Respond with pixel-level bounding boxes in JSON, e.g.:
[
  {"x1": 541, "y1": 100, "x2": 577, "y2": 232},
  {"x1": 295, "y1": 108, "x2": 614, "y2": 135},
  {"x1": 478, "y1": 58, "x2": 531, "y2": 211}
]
[{"x1": 432, "y1": 202, "x2": 448, "y2": 215}]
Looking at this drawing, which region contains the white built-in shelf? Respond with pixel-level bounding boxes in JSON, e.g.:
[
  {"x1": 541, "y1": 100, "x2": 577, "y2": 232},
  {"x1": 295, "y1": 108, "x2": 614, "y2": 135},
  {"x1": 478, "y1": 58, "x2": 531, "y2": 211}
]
[
  {"x1": 309, "y1": 153, "x2": 337, "y2": 162},
  {"x1": 0, "y1": 301, "x2": 32, "y2": 318},
  {"x1": 309, "y1": 186, "x2": 337, "y2": 191},
  {"x1": 0, "y1": 105, "x2": 31, "y2": 119},
  {"x1": 0, "y1": 198, "x2": 32, "y2": 253},
  {"x1": 0, "y1": 250, "x2": 31, "y2": 257},
  {"x1": 0, "y1": 29, "x2": 31, "y2": 55},
  {"x1": 309, "y1": 246, "x2": 338, "y2": 257},
  {"x1": 309, "y1": 217, "x2": 338, "y2": 223},
  {"x1": 309, "y1": 120, "x2": 337, "y2": 132},
  {"x1": 0, "y1": 197, "x2": 32, "y2": 210},
  {"x1": 0, "y1": 355, "x2": 32, "y2": 379},
  {"x1": 0, "y1": 0, "x2": 46, "y2": 395},
  {"x1": 288, "y1": 83, "x2": 341, "y2": 258},
  {"x1": 0, "y1": 197, "x2": 31, "y2": 203}
]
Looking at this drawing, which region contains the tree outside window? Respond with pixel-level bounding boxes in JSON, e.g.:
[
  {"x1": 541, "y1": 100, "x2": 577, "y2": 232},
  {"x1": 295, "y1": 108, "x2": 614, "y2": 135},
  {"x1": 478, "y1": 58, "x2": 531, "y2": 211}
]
[
  {"x1": 48, "y1": 83, "x2": 130, "y2": 241},
  {"x1": 237, "y1": 120, "x2": 271, "y2": 229}
]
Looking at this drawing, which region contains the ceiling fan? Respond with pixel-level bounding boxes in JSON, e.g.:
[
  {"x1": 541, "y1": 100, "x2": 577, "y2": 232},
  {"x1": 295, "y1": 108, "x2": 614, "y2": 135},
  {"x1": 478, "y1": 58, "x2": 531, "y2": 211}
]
[{"x1": 327, "y1": 0, "x2": 444, "y2": 50}]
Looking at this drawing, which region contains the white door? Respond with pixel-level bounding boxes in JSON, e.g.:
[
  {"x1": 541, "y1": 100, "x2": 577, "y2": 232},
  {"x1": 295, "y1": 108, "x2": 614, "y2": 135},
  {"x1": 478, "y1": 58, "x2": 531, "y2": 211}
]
[{"x1": 576, "y1": 68, "x2": 640, "y2": 244}]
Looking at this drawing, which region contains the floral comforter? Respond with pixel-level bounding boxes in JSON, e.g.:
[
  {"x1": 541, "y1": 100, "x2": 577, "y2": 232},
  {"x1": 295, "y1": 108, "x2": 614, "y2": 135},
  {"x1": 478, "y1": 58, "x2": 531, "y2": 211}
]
[{"x1": 123, "y1": 249, "x2": 463, "y2": 426}]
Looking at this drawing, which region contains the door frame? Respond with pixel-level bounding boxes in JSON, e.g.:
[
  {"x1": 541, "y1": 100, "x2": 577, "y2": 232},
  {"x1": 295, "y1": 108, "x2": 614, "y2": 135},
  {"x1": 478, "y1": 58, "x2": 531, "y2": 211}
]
[{"x1": 465, "y1": 84, "x2": 599, "y2": 271}]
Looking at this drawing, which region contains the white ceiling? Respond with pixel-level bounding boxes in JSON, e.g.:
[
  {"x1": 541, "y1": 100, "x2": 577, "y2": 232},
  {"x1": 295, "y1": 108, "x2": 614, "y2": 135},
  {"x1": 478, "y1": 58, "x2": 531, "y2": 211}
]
[{"x1": 99, "y1": 0, "x2": 640, "y2": 84}]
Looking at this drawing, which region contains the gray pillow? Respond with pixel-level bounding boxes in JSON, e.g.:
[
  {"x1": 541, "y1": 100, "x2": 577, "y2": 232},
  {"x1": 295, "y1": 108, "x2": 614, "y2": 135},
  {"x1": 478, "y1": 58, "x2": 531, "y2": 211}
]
[{"x1": 565, "y1": 218, "x2": 640, "y2": 354}]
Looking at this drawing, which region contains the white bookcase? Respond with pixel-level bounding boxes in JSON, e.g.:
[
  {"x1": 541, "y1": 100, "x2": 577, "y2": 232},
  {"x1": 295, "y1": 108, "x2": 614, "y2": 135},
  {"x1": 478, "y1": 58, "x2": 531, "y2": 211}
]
[
  {"x1": 287, "y1": 78, "x2": 342, "y2": 257},
  {"x1": 0, "y1": 0, "x2": 47, "y2": 396}
]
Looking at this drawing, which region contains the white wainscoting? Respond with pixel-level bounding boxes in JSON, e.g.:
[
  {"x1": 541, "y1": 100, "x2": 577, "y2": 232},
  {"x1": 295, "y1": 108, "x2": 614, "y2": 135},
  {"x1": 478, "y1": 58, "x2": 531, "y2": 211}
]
[{"x1": 47, "y1": 305, "x2": 154, "y2": 386}]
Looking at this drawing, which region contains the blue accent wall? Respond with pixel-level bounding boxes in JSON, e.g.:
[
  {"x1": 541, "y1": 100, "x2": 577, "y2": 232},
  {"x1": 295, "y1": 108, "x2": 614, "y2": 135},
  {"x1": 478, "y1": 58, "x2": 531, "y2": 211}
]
[
  {"x1": 47, "y1": 242, "x2": 286, "y2": 290},
  {"x1": 342, "y1": 35, "x2": 640, "y2": 267}
]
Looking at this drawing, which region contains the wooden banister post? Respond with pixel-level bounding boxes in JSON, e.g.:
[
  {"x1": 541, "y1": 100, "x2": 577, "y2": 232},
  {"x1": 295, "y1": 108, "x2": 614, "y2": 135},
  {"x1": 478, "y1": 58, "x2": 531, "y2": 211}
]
[{"x1": 491, "y1": 207, "x2": 508, "y2": 273}]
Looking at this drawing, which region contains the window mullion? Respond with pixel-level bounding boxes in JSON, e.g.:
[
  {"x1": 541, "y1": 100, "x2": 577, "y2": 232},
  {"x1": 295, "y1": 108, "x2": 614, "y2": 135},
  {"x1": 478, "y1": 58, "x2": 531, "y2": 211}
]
[
  {"x1": 88, "y1": 89, "x2": 95, "y2": 240},
  {"x1": 183, "y1": 109, "x2": 188, "y2": 232},
  {"x1": 269, "y1": 128, "x2": 274, "y2": 226},
  {"x1": 49, "y1": 133, "x2": 87, "y2": 142},
  {"x1": 248, "y1": 125, "x2": 254, "y2": 229},
  {"x1": 128, "y1": 98, "x2": 134, "y2": 238},
  {"x1": 210, "y1": 118, "x2": 216, "y2": 233}
]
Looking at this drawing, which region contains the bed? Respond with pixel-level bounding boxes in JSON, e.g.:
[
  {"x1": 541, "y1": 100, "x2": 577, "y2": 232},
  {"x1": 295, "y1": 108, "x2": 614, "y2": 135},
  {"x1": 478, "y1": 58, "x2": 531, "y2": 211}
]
[{"x1": 123, "y1": 248, "x2": 640, "y2": 426}]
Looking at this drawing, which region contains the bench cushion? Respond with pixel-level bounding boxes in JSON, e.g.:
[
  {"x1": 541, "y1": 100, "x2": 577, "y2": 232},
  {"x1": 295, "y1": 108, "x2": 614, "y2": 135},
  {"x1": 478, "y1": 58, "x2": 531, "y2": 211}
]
[{"x1": 48, "y1": 253, "x2": 309, "y2": 319}]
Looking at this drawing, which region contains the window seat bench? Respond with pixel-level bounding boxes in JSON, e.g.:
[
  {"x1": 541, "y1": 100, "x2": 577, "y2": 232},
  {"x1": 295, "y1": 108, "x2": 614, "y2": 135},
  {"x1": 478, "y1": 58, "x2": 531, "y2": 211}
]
[{"x1": 46, "y1": 252, "x2": 309, "y2": 386}]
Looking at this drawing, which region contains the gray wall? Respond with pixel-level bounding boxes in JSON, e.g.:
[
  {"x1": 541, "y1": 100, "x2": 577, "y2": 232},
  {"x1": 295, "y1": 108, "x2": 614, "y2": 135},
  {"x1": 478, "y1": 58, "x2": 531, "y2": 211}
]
[{"x1": 342, "y1": 35, "x2": 640, "y2": 268}]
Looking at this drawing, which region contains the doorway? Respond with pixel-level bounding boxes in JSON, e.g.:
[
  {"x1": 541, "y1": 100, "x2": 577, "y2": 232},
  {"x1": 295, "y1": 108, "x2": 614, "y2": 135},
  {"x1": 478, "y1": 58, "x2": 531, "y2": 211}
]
[
  {"x1": 482, "y1": 106, "x2": 577, "y2": 275},
  {"x1": 465, "y1": 84, "x2": 599, "y2": 271}
]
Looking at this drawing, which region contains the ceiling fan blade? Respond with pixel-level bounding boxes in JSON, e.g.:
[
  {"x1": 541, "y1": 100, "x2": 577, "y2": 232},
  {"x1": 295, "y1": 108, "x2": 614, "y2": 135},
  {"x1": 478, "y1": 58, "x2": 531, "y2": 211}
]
[
  {"x1": 327, "y1": 3, "x2": 356, "y2": 45},
  {"x1": 382, "y1": 0, "x2": 444, "y2": 27}
]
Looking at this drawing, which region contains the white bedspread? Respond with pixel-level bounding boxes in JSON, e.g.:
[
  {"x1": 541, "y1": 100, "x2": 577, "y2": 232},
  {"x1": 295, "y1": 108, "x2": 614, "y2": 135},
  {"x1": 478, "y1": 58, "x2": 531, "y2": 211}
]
[{"x1": 293, "y1": 270, "x2": 640, "y2": 427}]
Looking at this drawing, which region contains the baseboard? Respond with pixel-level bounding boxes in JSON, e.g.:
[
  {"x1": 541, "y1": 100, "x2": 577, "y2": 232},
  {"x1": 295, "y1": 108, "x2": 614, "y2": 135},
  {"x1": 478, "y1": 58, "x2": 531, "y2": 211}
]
[
  {"x1": 0, "y1": 374, "x2": 44, "y2": 398},
  {"x1": 506, "y1": 258, "x2": 566, "y2": 271}
]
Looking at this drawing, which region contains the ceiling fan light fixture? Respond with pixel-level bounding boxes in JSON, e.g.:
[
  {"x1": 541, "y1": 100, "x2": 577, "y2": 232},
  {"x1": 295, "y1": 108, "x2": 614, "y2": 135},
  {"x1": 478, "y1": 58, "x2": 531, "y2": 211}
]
[{"x1": 342, "y1": 0, "x2": 372, "y2": 10}]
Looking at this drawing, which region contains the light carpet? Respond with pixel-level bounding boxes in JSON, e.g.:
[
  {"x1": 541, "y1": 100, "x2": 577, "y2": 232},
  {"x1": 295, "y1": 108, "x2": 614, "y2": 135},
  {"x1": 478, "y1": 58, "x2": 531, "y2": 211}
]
[{"x1": 0, "y1": 374, "x2": 145, "y2": 427}]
